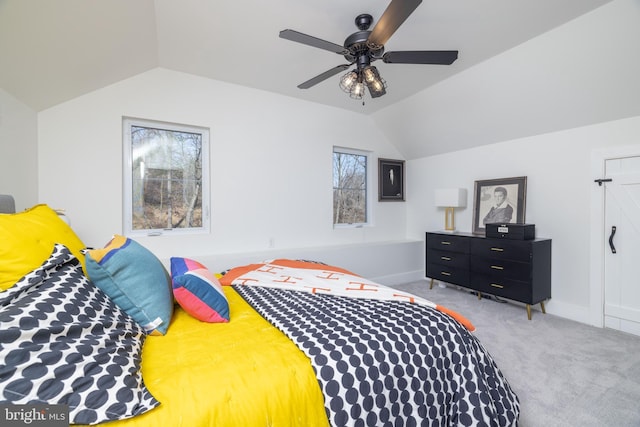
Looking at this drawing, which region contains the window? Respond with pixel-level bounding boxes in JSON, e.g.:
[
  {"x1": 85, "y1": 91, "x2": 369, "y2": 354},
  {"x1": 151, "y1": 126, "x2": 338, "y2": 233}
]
[
  {"x1": 123, "y1": 117, "x2": 210, "y2": 236},
  {"x1": 333, "y1": 147, "x2": 370, "y2": 226}
]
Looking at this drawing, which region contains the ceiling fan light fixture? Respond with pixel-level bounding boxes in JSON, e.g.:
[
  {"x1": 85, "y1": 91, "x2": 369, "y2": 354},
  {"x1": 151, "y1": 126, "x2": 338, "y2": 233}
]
[
  {"x1": 340, "y1": 67, "x2": 385, "y2": 100},
  {"x1": 362, "y1": 65, "x2": 378, "y2": 84},
  {"x1": 362, "y1": 66, "x2": 387, "y2": 98},
  {"x1": 339, "y1": 70, "x2": 358, "y2": 93},
  {"x1": 367, "y1": 79, "x2": 387, "y2": 98},
  {"x1": 349, "y1": 73, "x2": 365, "y2": 99}
]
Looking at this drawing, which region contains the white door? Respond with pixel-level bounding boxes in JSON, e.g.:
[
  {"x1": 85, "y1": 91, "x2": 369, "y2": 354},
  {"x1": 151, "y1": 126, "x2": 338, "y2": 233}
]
[{"x1": 604, "y1": 156, "x2": 640, "y2": 336}]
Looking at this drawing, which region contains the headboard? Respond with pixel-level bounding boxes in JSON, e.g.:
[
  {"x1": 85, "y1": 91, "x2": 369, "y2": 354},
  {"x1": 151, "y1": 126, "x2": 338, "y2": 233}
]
[{"x1": 0, "y1": 195, "x2": 16, "y2": 214}]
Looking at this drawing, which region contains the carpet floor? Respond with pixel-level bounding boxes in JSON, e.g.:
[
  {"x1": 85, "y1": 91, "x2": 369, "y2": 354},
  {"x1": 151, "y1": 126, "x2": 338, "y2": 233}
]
[{"x1": 393, "y1": 280, "x2": 640, "y2": 427}]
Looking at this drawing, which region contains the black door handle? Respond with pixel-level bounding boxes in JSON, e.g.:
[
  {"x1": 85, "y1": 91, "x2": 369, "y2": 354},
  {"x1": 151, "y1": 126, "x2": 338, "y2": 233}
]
[{"x1": 609, "y1": 226, "x2": 617, "y2": 254}]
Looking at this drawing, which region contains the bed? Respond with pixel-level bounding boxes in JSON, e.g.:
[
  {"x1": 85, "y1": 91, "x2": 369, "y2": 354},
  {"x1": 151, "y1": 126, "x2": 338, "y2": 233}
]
[{"x1": 0, "y1": 199, "x2": 520, "y2": 426}]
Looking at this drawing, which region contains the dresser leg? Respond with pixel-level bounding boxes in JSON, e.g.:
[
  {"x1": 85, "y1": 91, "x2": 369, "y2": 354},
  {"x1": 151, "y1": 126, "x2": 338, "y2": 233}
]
[
  {"x1": 429, "y1": 278, "x2": 434, "y2": 290},
  {"x1": 477, "y1": 292, "x2": 482, "y2": 300},
  {"x1": 526, "y1": 304, "x2": 532, "y2": 320},
  {"x1": 540, "y1": 301, "x2": 546, "y2": 314}
]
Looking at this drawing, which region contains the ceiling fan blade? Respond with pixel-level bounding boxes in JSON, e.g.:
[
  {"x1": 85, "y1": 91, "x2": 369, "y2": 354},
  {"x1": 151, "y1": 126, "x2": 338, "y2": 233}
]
[
  {"x1": 279, "y1": 29, "x2": 348, "y2": 55},
  {"x1": 297, "y1": 64, "x2": 351, "y2": 89},
  {"x1": 382, "y1": 50, "x2": 458, "y2": 65},
  {"x1": 368, "y1": 0, "x2": 422, "y2": 48}
]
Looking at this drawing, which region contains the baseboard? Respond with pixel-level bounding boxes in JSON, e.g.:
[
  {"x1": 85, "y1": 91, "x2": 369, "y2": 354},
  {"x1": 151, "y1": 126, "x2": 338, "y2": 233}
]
[
  {"x1": 385, "y1": 278, "x2": 597, "y2": 327},
  {"x1": 372, "y1": 270, "x2": 424, "y2": 286},
  {"x1": 544, "y1": 299, "x2": 593, "y2": 325}
]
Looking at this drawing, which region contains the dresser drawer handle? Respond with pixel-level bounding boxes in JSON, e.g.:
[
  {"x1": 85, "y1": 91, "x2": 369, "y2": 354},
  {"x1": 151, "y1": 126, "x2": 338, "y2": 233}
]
[
  {"x1": 490, "y1": 265, "x2": 504, "y2": 270},
  {"x1": 441, "y1": 256, "x2": 451, "y2": 261},
  {"x1": 490, "y1": 283, "x2": 504, "y2": 289},
  {"x1": 490, "y1": 247, "x2": 504, "y2": 252},
  {"x1": 440, "y1": 271, "x2": 451, "y2": 276},
  {"x1": 440, "y1": 241, "x2": 451, "y2": 245}
]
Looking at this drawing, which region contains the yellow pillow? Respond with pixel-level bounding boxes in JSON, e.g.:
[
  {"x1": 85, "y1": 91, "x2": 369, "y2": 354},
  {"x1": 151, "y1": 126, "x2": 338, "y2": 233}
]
[{"x1": 0, "y1": 204, "x2": 86, "y2": 291}]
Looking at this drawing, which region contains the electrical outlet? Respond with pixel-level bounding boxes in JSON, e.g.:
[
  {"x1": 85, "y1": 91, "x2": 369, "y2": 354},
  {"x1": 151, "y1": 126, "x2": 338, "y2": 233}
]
[{"x1": 268, "y1": 237, "x2": 275, "y2": 248}]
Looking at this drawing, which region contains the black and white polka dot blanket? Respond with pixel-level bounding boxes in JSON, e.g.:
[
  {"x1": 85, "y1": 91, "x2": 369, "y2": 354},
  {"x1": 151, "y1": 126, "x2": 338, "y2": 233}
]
[
  {"x1": 0, "y1": 245, "x2": 158, "y2": 425},
  {"x1": 234, "y1": 285, "x2": 520, "y2": 427}
]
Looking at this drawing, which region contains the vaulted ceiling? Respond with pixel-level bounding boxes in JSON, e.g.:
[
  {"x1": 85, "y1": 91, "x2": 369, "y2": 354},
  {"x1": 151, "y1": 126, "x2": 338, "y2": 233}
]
[{"x1": 0, "y1": 0, "x2": 613, "y2": 115}]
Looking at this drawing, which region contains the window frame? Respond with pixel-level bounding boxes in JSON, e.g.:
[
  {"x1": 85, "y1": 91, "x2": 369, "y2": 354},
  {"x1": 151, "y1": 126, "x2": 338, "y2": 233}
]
[
  {"x1": 332, "y1": 146, "x2": 373, "y2": 228},
  {"x1": 122, "y1": 117, "x2": 210, "y2": 237}
]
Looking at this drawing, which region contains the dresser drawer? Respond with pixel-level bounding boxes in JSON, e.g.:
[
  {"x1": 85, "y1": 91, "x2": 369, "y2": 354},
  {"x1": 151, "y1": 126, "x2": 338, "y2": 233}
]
[
  {"x1": 427, "y1": 248, "x2": 468, "y2": 269},
  {"x1": 471, "y1": 273, "x2": 533, "y2": 303},
  {"x1": 469, "y1": 238, "x2": 532, "y2": 262},
  {"x1": 426, "y1": 263, "x2": 469, "y2": 285},
  {"x1": 426, "y1": 233, "x2": 469, "y2": 253},
  {"x1": 470, "y1": 256, "x2": 532, "y2": 281}
]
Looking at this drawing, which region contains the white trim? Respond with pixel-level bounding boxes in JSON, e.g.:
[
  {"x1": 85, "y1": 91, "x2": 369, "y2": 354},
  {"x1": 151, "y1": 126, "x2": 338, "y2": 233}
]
[
  {"x1": 589, "y1": 144, "x2": 640, "y2": 328},
  {"x1": 545, "y1": 299, "x2": 592, "y2": 325}
]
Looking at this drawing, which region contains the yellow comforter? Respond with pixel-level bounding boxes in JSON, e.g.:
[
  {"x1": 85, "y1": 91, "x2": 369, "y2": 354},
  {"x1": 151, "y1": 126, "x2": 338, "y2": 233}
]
[{"x1": 101, "y1": 287, "x2": 329, "y2": 427}]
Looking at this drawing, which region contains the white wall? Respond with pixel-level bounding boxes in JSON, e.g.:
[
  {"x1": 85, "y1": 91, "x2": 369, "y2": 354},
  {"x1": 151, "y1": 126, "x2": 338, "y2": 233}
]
[
  {"x1": 36, "y1": 68, "x2": 413, "y2": 270},
  {"x1": 0, "y1": 89, "x2": 38, "y2": 208},
  {"x1": 407, "y1": 115, "x2": 640, "y2": 324},
  {"x1": 188, "y1": 239, "x2": 424, "y2": 286}
]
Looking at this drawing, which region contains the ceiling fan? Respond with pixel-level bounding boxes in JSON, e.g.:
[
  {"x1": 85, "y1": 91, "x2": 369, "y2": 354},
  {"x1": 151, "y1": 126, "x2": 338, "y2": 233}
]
[{"x1": 279, "y1": 0, "x2": 458, "y2": 101}]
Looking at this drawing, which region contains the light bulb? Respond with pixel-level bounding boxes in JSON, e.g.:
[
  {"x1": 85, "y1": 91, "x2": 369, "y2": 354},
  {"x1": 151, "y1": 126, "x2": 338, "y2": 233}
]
[
  {"x1": 363, "y1": 67, "x2": 376, "y2": 84},
  {"x1": 350, "y1": 82, "x2": 365, "y2": 99}
]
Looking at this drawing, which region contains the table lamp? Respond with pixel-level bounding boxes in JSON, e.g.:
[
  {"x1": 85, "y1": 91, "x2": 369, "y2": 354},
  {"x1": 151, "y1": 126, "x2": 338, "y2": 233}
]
[{"x1": 435, "y1": 188, "x2": 467, "y2": 232}]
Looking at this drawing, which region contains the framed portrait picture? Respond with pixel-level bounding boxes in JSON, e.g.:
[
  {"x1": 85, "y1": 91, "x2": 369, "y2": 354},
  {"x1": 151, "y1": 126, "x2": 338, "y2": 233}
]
[
  {"x1": 378, "y1": 158, "x2": 405, "y2": 201},
  {"x1": 472, "y1": 176, "x2": 527, "y2": 234}
]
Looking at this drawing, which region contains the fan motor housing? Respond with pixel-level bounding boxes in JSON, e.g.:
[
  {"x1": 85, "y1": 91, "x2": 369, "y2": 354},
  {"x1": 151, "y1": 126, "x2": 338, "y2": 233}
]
[{"x1": 343, "y1": 30, "x2": 384, "y2": 63}]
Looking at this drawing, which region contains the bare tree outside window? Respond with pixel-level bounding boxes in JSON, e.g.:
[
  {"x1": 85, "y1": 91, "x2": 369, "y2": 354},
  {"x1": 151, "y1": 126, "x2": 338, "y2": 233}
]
[
  {"x1": 333, "y1": 148, "x2": 368, "y2": 225},
  {"x1": 124, "y1": 118, "x2": 210, "y2": 236}
]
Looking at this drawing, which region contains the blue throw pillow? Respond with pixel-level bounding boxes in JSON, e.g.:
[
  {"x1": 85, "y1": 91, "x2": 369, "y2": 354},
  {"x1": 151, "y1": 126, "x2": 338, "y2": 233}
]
[{"x1": 85, "y1": 235, "x2": 173, "y2": 335}]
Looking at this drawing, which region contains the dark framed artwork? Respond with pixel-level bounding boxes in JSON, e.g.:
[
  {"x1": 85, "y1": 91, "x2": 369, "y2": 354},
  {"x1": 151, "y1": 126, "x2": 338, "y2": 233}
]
[
  {"x1": 472, "y1": 176, "x2": 527, "y2": 234},
  {"x1": 378, "y1": 158, "x2": 405, "y2": 201}
]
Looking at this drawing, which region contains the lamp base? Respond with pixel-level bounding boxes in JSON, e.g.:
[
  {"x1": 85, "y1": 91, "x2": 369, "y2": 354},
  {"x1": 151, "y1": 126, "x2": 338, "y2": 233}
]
[{"x1": 443, "y1": 207, "x2": 456, "y2": 232}]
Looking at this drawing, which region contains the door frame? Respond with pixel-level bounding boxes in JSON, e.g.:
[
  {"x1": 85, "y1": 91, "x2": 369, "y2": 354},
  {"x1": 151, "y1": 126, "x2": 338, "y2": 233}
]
[{"x1": 590, "y1": 144, "x2": 640, "y2": 327}]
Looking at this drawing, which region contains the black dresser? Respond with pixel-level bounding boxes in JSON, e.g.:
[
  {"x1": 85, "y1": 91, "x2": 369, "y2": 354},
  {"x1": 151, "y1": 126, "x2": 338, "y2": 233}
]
[{"x1": 425, "y1": 231, "x2": 551, "y2": 319}]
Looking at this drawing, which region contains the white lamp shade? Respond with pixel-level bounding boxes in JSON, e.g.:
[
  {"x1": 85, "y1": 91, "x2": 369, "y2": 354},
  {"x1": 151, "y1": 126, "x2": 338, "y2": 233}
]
[{"x1": 435, "y1": 188, "x2": 467, "y2": 208}]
